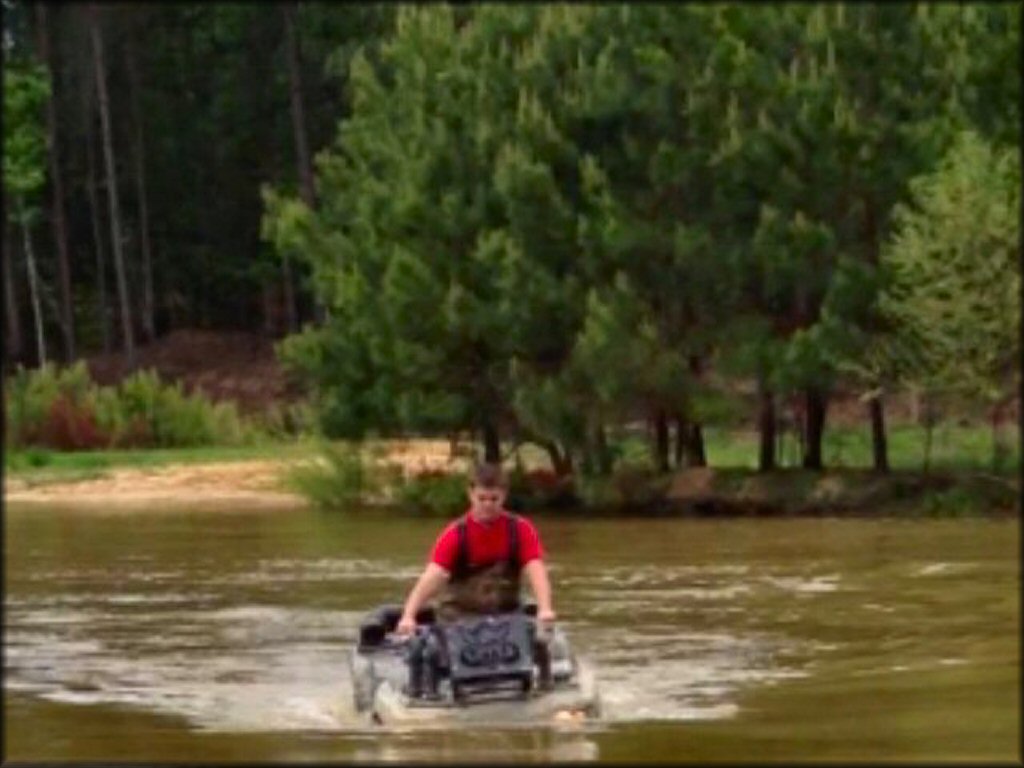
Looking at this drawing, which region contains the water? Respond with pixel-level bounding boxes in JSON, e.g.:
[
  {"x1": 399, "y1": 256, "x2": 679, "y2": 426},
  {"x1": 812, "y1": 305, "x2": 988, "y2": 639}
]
[{"x1": 4, "y1": 504, "x2": 1019, "y2": 762}]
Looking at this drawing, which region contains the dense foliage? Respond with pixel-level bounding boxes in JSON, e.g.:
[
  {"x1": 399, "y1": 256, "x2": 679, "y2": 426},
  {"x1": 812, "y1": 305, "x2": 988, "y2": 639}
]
[
  {"x1": 4, "y1": 362, "x2": 255, "y2": 450},
  {"x1": 3, "y1": 2, "x2": 1019, "y2": 474}
]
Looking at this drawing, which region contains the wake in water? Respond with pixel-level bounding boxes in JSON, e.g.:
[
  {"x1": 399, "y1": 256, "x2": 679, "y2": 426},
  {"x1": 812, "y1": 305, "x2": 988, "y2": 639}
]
[{"x1": 5, "y1": 558, "x2": 827, "y2": 733}]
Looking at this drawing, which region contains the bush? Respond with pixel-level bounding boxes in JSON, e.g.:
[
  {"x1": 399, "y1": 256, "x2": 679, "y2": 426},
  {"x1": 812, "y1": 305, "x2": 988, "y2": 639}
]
[
  {"x1": 507, "y1": 467, "x2": 579, "y2": 510},
  {"x1": 579, "y1": 462, "x2": 670, "y2": 509},
  {"x1": 39, "y1": 394, "x2": 108, "y2": 450},
  {"x1": 5, "y1": 362, "x2": 94, "y2": 448},
  {"x1": 393, "y1": 469, "x2": 468, "y2": 515},
  {"x1": 4, "y1": 363, "x2": 257, "y2": 451},
  {"x1": 283, "y1": 441, "x2": 378, "y2": 509}
]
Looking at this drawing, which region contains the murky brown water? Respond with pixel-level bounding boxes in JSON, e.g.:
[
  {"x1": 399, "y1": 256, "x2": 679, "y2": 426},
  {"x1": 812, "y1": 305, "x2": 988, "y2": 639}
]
[{"x1": 4, "y1": 503, "x2": 1019, "y2": 762}]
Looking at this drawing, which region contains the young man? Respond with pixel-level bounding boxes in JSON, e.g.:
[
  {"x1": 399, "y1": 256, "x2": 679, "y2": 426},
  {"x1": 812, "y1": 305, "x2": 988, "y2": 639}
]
[{"x1": 395, "y1": 462, "x2": 556, "y2": 635}]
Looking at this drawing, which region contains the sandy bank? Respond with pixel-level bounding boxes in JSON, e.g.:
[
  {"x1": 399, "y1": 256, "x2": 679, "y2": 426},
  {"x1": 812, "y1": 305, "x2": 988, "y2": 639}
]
[
  {"x1": 4, "y1": 439, "x2": 465, "y2": 510},
  {"x1": 4, "y1": 460, "x2": 306, "y2": 509}
]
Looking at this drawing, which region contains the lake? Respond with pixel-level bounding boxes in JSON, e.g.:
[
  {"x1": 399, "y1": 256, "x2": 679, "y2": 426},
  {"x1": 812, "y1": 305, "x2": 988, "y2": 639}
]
[{"x1": 4, "y1": 503, "x2": 1018, "y2": 762}]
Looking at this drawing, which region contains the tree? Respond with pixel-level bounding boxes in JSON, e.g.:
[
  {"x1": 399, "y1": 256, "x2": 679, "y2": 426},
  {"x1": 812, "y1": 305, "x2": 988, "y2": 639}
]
[
  {"x1": 266, "y1": 6, "x2": 558, "y2": 460},
  {"x1": 124, "y1": 14, "x2": 156, "y2": 342},
  {"x1": 34, "y1": 2, "x2": 75, "y2": 361},
  {"x1": 3, "y1": 60, "x2": 51, "y2": 366},
  {"x1": 3, "y1": 222, "x2": 24, "y2": 364},
  {"x1": 88, "y1": 3, "x2": 134, "y2": 365},
  {"x1": 881, "y1": 131, "x2": 1020, "y2": 470}
]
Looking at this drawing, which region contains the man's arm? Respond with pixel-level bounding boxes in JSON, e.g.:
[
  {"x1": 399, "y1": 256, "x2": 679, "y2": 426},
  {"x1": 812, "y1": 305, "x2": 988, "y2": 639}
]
[
  {"x1": 396, "y1": 562, "x2": 450, "y2": 634},
  {"x1": 522, "y1": 559, "x2": 556, "y2": 624}
]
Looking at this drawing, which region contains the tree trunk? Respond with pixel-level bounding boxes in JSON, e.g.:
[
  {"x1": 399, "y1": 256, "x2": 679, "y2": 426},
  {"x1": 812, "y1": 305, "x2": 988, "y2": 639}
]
[
  {"x1": 869, "y1": 394, "x2": 889, "y2": 473},
  {"x1": 3, "y1": 223, "x2": 24, "y2": 364},
  {"x1": 36, "y1": 3, "x2": 75, "y2": 362},
  {"x1": 683, "y1": 355, "x2": 708, "y2": 467},
  {"x1": 18, "y1": 200, "x2": 47, "y2": 367},
  {"x1": 594, "y1": 423, "x2": 613, "y2": 475},
  {"x1": 281, "y1": 1, "x2": 310, "y2": 332},
  {"x1": 991, "y1": 400, "x2": 1008, "y2": 471},
  {"x1": 86, "y1": 106, "x2": 112, "y2": 353},
  {"x1": 673, "y1": 413, "x2": 686, "y2": 468},
  {"x1": 125, "y1": 32, "x2": 156, "y2": 343},
  {"x1": 261, "y1": 282, "x2": 276, "y2": 336},
  {"x1": 802, "y1": 387, "x2": 828, "y2": 470},
  {"x1": 922, "y1": 394, "x2": 935, "y2": 475},
  {"x1": 540, "y1": 439, "x2": 572, "y2": 477},
  {"x1": 481, "y1": 417, "x2": 501, "y2": 464},
  {"x1": 283, "y1": 3, "x2": 316, "y2": 209},
  {"x1": 90, "y1": 4, "x2": 135, "y2": 366},
  {"x1": 757, "y1": 374, "x2": 776, "y2": 472},
  {"x1": 686, "y1": 422, "x2": 707, "y2": 467},
  {"x1": 653, "y1": 409, "x2": 670, "y2": 473}
]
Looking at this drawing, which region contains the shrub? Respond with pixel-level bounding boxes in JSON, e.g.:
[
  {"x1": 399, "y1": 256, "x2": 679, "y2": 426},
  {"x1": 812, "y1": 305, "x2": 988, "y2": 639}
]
[
  {"x1": 394, "y1": 469, "x2": 467, "y2": 515},
  {"x1": 5, "y1": 362, "x2": 94, "y2": 448},
  {"x1": 579, "y1": 462, "x2": 670, "y2": 509},
  {"x1": 507, "y1": 467, "x2": 579, "y2": 510},
  {"x1": 258, "y1": 401, "x2": 317, "y2": 440},
  {"x1": 39, "y1": 395, "x2": 108, "y2": 451},
  {"x1": 283, "y1": 441, "x2": 378, "y2": 509},
  {"x1": 4, "y1": 363, "x2": 257, "y2": 451}
]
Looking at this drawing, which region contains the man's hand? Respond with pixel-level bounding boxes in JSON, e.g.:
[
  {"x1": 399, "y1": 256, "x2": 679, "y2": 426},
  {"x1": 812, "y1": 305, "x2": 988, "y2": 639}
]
[
  {"x1": 395, "y1": 614, "x2": 417, "y2": 636},
  {"x1": 537, "y1": 607, "x2": 557, "y2": 626},
  {"x1": 395, "y1": 563, "x2": 449, "y2": 637}
]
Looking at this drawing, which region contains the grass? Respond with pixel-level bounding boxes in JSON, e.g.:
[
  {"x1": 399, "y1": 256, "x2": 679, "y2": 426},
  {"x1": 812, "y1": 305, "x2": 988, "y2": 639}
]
[
  {"x1": 6, "y1": 423, "x2": 1015, "y2": 478},
  {"x1": 698, "y1": 423, "x2": 1019, "y2": 474},
  {"x1": 4, "y1": 439, "x2": 322, "y2": 482}
]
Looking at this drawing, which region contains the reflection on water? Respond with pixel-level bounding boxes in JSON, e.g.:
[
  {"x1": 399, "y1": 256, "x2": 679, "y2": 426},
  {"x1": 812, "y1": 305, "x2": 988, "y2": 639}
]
[{"x1": 4, "y1": 507, "x2": 1019, "y2": 762}]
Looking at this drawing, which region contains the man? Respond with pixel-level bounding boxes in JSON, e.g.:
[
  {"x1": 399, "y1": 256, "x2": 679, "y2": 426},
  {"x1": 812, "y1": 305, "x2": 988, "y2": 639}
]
[
  {"x1": 396, "y1": 462, "x2": 556, "y2": 632},
  {"x1": 395, "y1": 462, "x2": 557, "y2": 696}
]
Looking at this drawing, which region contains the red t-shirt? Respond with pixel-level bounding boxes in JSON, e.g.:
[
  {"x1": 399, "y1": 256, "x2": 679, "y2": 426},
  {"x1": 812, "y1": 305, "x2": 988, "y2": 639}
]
[{"x1": 430, "y1": 510, "x2": 543, "y2": 572}]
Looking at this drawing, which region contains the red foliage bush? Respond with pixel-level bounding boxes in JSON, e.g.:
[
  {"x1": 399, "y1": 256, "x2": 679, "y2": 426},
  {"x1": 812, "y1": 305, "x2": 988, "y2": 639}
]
[
  {"x1": 524, "y1": 468, "x2": 564, "y2": 491},
  {"x1": 38, "y1": 395, "x2": 110, "y2": 451},
  {"x1": 112, "y1": 416, "x2": 152, "y2": 448}
]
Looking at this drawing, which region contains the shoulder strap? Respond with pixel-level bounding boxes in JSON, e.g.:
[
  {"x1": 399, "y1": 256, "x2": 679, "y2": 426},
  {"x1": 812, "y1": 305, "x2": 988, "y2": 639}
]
[
  {"x1": 505, "y1": 512, "x2": 520, "y2": 570},
  {"x1": 453, "y1": 516, "x2": 470, "y2": 581}
]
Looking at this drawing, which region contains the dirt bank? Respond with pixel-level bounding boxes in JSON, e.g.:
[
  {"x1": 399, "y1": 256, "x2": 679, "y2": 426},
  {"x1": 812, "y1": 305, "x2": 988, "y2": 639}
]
[
  {"x1": 4, "y1": 460, "x2": 304, "y2": 510},
  {"x1": 3, "y1": 439, "x2": 463, "y2": 510},
  {"x1": 5, "y1": 444, "x2": 1017, "y2": 516}
]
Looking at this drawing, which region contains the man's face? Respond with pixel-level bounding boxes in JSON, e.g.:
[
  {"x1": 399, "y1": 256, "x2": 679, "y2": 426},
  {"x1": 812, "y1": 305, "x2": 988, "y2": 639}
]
[{"x1": 468, "y1": 485, "x2": 505, "y2": 521}]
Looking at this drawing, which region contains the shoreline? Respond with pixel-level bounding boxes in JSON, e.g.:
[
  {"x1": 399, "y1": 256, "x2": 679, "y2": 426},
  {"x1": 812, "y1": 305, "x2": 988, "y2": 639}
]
[
  {"x1": 4, "y1": 452, "x2": 1018, "y2": 517},
  {"x1": 4, "y1": 459, "x2": 307, "y2": 509}
]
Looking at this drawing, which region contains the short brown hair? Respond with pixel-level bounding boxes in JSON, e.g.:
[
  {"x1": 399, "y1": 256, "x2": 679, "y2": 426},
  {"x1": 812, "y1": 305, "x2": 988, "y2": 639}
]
[{"x1": 471, "y1": 462, "x2": 506, "y2": 489}]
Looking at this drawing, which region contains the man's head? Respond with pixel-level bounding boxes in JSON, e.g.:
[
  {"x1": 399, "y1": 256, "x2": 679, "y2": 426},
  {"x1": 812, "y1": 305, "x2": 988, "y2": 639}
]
[{"x1": 467, "y1": 462, "x2": 507, "y2": 521}]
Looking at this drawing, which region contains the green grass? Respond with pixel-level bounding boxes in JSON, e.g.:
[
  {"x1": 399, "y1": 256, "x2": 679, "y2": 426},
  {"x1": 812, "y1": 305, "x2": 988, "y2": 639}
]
[
  {"x1": 699, "y1": 423, "x2": 1019, "y2": 473},
  {"x1": 4, "y1": 439, "x2": 322, "y2": 481},
  {"x1": 4, "y1": 422, "x2": 1016, "y2": 489}
]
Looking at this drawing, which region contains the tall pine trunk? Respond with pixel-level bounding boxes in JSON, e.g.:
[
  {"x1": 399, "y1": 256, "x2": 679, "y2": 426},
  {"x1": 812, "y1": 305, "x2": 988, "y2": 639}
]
[
  {"x1": 991, "y1": 399, "x2": 1009, "y2": 471},
  {"x1": 481, "y1": 417, "x2": 501, "y2": 464},
  {"x1": 89, "y1": 4, "x2": 135, "y2": 365},
  {"x1": 36, "y1": 3, "x2": 75, "y2": 361},
  {"x1": 802, "y1": 387, "x2": 828, "y2": 470},
  {"x1": 594, "y1": 422, "x2": 612, "y2": 475},
  {"x1": 540, "y1": 439, "x2": 573, "y2": 477},
  {"x1": 653, "y1": 409, "x2": 670, "y2": 473},
  {"x1": 4, "y1": 223, "x2": 25, "y2": 364},
  {"x1": 862, "y1": 191, "x2": 890, "y2": 474},
  {"x1": 921, "y1": 393, "x2": 935, "y2": 475},
  {"x1": 673, "y1": 414, "x2": 686, "y2": 468},
  {"x1": 18, "y1": 199, "x2": 47, "y2": 367},
  {"x1": 686, "y1": 423, "x2": 707, "y2": 467},
  {"x1": 125, "y1": 33, "x2": 156, "y2": 343},
  {"x1": 757, "y1": 373, "x2": 776, "y2": 472},
  {"x1": 280, "y1": 1, "x2": 310, "y2": 333},
  {"x1": 684, "y1": 355, "x2": 708, "y2": 466},
  {"x1": 86, "y1": 106, "x2": 112, "y2": 353},
  {"x1": 869, "y1": 395, "x2": 889, "y2": 472}
]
